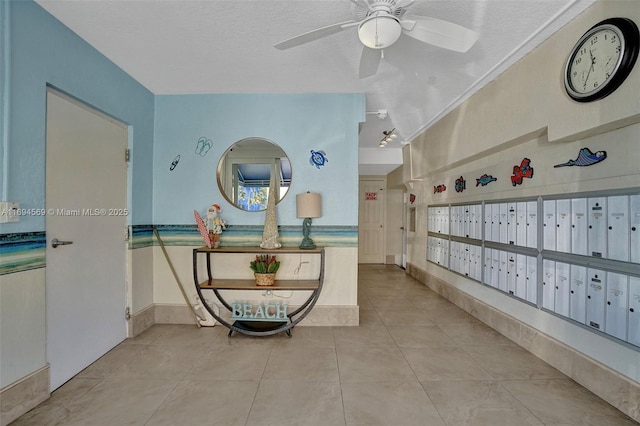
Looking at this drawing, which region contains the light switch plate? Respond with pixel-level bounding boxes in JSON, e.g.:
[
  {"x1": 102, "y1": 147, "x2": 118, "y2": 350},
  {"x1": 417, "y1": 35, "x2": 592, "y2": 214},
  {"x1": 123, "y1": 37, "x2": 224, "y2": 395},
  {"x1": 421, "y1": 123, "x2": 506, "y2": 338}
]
[{"x1": 0, "y1": 201, "x2": 20, "y2": 223}]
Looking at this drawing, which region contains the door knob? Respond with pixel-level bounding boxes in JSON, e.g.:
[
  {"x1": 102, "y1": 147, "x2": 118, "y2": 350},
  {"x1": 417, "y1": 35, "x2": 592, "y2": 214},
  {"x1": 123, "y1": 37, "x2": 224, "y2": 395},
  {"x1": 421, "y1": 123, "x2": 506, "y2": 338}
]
[{"x1": 51, "y1": 238, "x2": 73, "y2": 248}]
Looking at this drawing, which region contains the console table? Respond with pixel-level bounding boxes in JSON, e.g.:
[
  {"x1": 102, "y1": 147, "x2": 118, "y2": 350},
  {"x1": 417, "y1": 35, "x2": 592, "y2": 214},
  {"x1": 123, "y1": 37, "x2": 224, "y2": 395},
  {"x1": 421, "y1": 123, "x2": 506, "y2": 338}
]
[{"x1": 192, "y1": 246, "x2": 324, "y2": 337}]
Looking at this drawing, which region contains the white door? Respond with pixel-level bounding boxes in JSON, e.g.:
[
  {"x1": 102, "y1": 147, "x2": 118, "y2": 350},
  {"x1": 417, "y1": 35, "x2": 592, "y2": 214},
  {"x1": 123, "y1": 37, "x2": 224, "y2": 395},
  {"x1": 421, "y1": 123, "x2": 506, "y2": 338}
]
[
  {"x1": 386, "y1": 188, "x2": 403, "y2": 267},
  {"x1": 46, "y1": 90, "x2": 128, "y2": 391},
  {"x1": 359, "y1": 179, "x2": 385, "y2": 263},
  {"x1": 401, "y1": 193, "x2": 408, "y2": 268}
]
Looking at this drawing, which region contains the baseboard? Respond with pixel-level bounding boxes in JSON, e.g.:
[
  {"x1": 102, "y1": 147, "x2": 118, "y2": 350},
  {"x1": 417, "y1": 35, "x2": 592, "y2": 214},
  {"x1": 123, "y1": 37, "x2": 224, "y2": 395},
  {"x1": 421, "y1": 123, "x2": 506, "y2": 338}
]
[
  {"x1": 298, "y1": 305, "x2": 359, "y2": 326},
  {"x1": 128, "y1": 304, "x2": 155, "y2": 337},
  {"x1": 0, "y1": 365, "x2": 49, "y2": 426},
  {"x1": 154, "y1": 303, "x2": 200, "y2": 325},
  {"x1": 153, "y1": 303, "x2": 359, "y2": 327},
  {"x1": 406, "y1": 262, "x2": 640, "y2": 423}
]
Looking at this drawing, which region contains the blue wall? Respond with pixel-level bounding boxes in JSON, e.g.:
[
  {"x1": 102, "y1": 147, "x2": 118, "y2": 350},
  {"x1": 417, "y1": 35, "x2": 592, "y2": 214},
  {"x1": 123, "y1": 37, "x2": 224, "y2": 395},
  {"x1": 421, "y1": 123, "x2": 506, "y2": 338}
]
[
  {"x1": 153, "y1": 94, "x2": 364, "y2": 227},
  {"x1": 0, "y1": 0, "x2": 154, "y2": 235},
  {"x1": 0, "y1": 0, "x2": 363, "y2": 251}
]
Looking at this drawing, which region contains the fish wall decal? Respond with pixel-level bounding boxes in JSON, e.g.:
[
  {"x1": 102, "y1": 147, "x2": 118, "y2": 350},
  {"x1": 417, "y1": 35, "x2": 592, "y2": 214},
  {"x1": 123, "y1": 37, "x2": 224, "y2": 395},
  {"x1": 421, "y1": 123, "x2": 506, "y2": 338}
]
[
  {"x1": 476, "y1": 174, "x2": 497, "y2": 187},
  {"x1": 433, "y1": 184, "x2": 446, "y2": 194},
  {"x1": 554, "y1": 148, "x2": 607, "y2": 167},
  {"x1": 511, "y1": 158, "x2": 534, "y2": 186}
]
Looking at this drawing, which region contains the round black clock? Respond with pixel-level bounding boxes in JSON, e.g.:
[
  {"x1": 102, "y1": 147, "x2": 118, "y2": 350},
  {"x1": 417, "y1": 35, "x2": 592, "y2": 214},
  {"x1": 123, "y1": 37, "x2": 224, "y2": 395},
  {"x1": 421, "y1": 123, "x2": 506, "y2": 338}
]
[{"x1": 564, "y1": 17, "x2": 639, "y2": 102}]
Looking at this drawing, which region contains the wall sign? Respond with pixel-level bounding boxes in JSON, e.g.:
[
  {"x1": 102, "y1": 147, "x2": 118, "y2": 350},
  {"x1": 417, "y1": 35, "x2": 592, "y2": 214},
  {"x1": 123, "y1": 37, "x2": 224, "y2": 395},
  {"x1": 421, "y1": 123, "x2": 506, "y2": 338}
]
[{"x1": 365, "y1": 192, "x2": 378, "y2": 200}]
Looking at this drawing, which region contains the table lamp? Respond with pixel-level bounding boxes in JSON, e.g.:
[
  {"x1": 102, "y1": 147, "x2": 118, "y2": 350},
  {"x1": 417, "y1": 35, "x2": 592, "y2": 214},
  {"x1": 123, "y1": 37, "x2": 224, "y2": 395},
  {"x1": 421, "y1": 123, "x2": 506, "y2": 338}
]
[{"x1": 296, "y1": 192, "x2": 322, "y2": 249}]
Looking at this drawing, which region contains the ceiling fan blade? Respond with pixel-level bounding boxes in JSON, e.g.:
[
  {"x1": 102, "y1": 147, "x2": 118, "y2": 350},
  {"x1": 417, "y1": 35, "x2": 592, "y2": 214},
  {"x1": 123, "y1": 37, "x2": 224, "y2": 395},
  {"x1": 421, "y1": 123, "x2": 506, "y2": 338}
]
[
  {"x1": 274, "y1": 20, "x2": 359, "y2": 50},
  {"x1": 395, "y1": 0, "x2": 415, "y2": 8},
  {"x1": 350, "y1": 0, "x2": 370, "y2": 10},
  {"x1": 401, "y1": 14, "x2": 479, "y2": 52},
  {"x1": 359, "y1": 46, "x2": 382, "y2": 79}
]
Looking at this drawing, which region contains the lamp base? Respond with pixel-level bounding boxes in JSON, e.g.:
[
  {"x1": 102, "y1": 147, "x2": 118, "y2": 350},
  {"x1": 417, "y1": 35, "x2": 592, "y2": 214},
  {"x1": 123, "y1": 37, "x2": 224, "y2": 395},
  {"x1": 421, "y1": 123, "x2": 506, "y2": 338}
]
[
  {"x1": 299, "y1": 237, "x2": 316, "y2": 250},
  {"x1": 299, "y1": 217, "x2": 316, "y2": 249}
]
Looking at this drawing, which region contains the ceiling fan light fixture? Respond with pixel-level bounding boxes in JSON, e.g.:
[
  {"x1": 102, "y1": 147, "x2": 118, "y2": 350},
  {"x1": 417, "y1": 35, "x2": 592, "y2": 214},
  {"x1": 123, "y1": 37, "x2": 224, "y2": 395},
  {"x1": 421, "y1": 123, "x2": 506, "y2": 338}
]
[{"x1": 358, "y1": 14, "x2": 402, "y2": 49}]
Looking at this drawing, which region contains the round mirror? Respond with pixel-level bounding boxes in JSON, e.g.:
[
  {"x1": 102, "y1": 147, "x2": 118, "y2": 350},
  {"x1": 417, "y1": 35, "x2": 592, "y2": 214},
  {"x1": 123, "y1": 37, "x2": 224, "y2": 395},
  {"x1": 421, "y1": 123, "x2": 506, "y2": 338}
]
[{"x1": 217, "y1": 137, "x2": 292, "y2": 212}]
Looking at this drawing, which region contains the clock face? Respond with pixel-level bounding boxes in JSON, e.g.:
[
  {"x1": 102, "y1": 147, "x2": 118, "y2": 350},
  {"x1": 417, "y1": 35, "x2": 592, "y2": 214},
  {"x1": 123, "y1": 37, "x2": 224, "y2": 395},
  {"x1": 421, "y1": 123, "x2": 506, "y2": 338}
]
[
  {"x1": 564, "y1": 18, "x2": 639, "y2": 102},
  {"x1": 566, "y1": 25, "x2": 623, "y2": 96}
]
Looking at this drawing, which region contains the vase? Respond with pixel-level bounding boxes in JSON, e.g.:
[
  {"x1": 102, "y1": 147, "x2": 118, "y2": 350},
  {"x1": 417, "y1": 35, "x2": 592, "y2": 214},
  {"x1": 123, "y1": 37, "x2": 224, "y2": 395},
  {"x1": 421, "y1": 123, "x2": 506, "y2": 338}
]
[
  {"x1": 254, "y1": 272, "x2": 276, "y2": 286},
  {"x1": 260, "y1": 174, "x2": 281, "y2": 249}
]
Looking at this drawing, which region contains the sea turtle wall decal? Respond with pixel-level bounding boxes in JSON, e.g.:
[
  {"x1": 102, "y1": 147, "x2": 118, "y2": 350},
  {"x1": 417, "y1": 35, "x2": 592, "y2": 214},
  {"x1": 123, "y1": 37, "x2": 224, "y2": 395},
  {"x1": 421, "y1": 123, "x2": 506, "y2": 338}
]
[{"x1": 309, "y1": 150, "x2": 328, "y2": 169}]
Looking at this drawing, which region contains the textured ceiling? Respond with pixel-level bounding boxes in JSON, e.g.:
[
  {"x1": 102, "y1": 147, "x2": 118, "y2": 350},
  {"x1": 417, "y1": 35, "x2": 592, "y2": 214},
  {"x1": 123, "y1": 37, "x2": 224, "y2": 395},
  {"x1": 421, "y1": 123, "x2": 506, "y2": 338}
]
[{"x1": 36, "y1": 0, "x2": 597, "y2": 175}]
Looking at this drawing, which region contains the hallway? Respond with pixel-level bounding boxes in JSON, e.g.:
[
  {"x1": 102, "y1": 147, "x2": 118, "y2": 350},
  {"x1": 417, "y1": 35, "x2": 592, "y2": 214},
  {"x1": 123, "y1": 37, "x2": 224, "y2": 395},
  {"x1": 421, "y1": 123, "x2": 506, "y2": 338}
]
[{"x1": 11, "y1": 265, "x2": 638, "y2": 425}]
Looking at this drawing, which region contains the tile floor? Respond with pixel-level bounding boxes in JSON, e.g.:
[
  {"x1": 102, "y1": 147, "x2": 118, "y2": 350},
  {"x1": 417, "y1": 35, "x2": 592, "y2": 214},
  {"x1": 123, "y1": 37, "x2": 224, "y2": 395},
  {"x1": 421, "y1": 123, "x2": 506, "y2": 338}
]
[{"x1": 11, "y1": 264, "x2": 639, "y2": 425}]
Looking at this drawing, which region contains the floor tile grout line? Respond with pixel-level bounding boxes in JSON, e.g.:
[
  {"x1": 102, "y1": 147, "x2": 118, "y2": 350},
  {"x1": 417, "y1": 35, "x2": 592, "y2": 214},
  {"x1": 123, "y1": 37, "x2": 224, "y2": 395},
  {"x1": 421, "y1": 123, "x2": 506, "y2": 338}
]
[
  {"x1": 417, "y1": 380, "x2": 452, "y2": 426},
  {"x1": 495, "y1": 378, "x2": 553, "y2": 426},
  {"x1": 243, "y1": 379, "x2": 263, "y2": 426},
  {"x1": 141, "y1": 378, "x2": 183, "y2": 426},
  {"x1": 333, "y1": 334, "x2": 348, "y2": 426},
  {"x1": 392, "y1": 321, "x2": 449, "y2": 395}
]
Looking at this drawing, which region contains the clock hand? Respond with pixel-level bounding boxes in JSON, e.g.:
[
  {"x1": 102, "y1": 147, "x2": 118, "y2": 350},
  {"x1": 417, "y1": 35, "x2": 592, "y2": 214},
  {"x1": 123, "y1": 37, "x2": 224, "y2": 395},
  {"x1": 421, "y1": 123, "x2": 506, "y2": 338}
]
[
  {"x1": 583, "y1": 63, "x2": 592, "y2": 89},
  {"x1": 583, "y1": 49, "x2": 596, "y2": 89}
]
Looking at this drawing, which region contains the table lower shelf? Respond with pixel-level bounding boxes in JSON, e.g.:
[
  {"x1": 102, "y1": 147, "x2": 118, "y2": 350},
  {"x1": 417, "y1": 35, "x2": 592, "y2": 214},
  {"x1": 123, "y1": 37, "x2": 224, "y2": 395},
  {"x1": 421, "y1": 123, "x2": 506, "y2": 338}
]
[
  {"x1": 232, "y1": 320, "x2": 289, "y2": 333},
  {"x1": 199, "y1": 279, "x2": 319, "y2": 291}
]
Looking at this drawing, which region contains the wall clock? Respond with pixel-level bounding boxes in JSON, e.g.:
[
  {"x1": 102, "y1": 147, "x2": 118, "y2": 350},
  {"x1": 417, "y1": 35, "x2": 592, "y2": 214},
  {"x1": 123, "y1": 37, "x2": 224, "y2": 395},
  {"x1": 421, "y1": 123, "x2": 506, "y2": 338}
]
[{"x1": 564, "y1": 17, "x2": 639, "y2": 102}]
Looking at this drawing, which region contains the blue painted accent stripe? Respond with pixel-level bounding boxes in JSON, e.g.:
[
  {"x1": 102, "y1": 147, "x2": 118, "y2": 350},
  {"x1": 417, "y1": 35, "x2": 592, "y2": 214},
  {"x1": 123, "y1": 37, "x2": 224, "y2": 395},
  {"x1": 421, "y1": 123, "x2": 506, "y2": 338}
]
[
  {"x1": 0, "y1": 232, "x2": 46, "y2": 275},
  {"x1": 131, "y1": 225, "x2": 358, "y2": 249},
  {"x1": 1, "y1": 225, "x2": 357, "y2": 274}
]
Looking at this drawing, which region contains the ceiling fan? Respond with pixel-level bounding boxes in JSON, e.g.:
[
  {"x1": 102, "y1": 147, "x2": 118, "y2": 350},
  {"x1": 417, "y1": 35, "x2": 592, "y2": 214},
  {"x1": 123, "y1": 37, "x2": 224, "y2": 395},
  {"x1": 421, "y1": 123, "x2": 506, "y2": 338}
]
[{"x1": 274, "y1": 0, "x2": 480, "y2": 78}]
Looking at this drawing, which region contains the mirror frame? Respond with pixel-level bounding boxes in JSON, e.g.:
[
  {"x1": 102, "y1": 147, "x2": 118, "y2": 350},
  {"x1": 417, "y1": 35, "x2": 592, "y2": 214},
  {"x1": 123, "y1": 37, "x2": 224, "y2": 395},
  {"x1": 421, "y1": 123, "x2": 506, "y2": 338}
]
[{"x1": 216, "y1": 137, "x2": 291, "y2": 212}]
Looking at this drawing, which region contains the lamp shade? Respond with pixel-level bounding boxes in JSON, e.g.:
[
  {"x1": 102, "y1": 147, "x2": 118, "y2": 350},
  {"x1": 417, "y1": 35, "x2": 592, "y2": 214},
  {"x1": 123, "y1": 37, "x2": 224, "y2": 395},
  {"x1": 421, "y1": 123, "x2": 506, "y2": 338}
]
[{"x1": 296, "y1": 192, "x2": 322, "y2": 219}]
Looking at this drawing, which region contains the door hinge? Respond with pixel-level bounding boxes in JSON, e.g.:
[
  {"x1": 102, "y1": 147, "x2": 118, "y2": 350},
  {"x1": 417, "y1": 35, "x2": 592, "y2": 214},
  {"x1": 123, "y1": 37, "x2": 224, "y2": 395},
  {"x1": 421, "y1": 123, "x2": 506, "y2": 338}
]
[
  {"x1": 125, "y1": 307, "x2": 131, "y2": 321},
  {"x1": 125, "y1": 148, "x2": 131, "y2": 163},
  {"x1": 125, "y1": 226, "x2": 130, "y2": 241}
]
